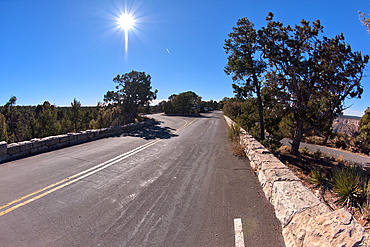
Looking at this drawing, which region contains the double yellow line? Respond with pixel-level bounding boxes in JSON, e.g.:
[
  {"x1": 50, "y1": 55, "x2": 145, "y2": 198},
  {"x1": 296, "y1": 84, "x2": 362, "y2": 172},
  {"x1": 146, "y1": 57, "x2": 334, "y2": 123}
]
[{"x1": 0, "y1": 117, "x2": 198, "y2": 217}]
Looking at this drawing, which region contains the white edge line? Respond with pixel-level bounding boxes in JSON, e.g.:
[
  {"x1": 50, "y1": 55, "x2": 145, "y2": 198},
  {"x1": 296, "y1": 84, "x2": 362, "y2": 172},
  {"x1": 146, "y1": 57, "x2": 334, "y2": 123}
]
[{"x1": 234, "y1": 218, "x2": 245, "y2": 247}]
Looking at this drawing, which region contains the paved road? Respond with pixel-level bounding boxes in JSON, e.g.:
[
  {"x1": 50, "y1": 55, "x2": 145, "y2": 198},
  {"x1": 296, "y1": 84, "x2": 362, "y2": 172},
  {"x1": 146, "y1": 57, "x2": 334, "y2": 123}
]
[
  {"x1": 0, "y1": 111, "x2": 284, "y2": 246},
  {"x1": 281, "y1": 139, "x2": 370, "y2": 166}
]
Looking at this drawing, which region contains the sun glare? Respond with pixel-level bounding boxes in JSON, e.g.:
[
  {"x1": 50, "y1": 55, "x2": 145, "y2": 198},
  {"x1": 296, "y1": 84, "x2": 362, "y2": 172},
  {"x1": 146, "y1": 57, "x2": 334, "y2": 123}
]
[{"x1": 118, "y1": 13, "x2": 135, "y2": 31}]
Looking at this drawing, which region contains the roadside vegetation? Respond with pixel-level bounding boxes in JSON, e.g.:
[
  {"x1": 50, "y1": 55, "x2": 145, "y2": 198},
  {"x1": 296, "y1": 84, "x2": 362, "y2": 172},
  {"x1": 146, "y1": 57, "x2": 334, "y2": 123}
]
[
  {"x1": 1, "y1": 71, "x2": 222, "y2": 144},
  {"x1": 227, "y1": 123, "x2": 246, "y2": 158},
  {"x1": 0, "y1": 70, "x2": 157, "y2": 144},
  {"x1": 155, "y1": 91, "x2": 222, "y2": 115},
  {"x1": 278, "y1": 145, "x2": 370, "y2": 231},
  {"x1": 223, "y1": 12, "x2": 370, "y2": 231},
  {"x1": 223, "y1": 12, "x2": 368, "y2": 156}
]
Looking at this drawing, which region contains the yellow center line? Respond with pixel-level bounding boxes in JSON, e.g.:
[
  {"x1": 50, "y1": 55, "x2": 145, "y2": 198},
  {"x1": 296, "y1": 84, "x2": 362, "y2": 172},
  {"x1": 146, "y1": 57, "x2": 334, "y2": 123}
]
[{"x1": 0, "y1": 117, "x2": 198, "y2": 217}]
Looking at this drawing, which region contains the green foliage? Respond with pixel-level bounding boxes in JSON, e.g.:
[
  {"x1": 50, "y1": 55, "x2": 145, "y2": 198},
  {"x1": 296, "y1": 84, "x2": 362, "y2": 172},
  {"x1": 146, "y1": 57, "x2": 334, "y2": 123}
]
[
  {"x1": 313, "y1": 149, "x2": 322, "y2": 160},
  {"x1": 0, "y1": 113, "x2": 8, "y2": 142},
  {"x1": 222, "y1": 100, "x2": 242, "y2": 119},
  {"x1": 279, "y1": 114, "x2": 295, "y2": 139},
  {"x1": 259, "y1": 12, "x2": 369, "y2": 155},
  {"x1": 104, "y1": 70, "x2": 157, "y2": 123},
  {"x1": 69, "y1": 98, "x2": 82, "y2": 132},
  {"x1": 301, "y1": 146, "x2": 310, "y2": 155},
  {"x1": 331, "y1": 166, "x2": 367, "y2": 208},
  {"x1": 228, "y1": 124, "x2": 241, "y2": 141},
  {"x1": 224, "y1": 17, "x2": 267, "y2": 141},
  {"x1": 163, "y1": 91, "x2": 200, "y2": 115},
  {"x1": 357, "y1": 107, "x2": 370, "y2": 153},
  {"x1": 359, "y1": 10, "x2": 370, "y2": 34},
  {"x1": 309, "y1": 167, "x2": 326, "y2": 188},
  {"x1": 335, "y1": 139, "x2": 347, "y2": 149}
]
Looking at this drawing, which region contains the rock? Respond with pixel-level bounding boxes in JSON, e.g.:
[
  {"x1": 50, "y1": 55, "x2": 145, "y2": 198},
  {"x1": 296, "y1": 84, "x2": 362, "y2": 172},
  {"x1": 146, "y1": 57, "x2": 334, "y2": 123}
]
[
  {"x1": 0, "y1": 141, "x2": 7, "y2": 156},
  {"x1": 19, "y1": 141, "x2": 33, "y2": 152},
  {"x1": 258, "y1": 168, "x2": 300, "y2": 201},
  {"x1": 32, "y1": 139, "x2": 45, "y2": 149},
  {"x1": 271, "y1": 180, "x2": 321, "y2": 227},
  {"x1": 7, "y1": 143, "x2": 20, "y2": 155},
  {"x1": 284, "y1": 203, "x2": 331, "y2": 246},
  {"x1": 303, "y1": 208, "x2": 370, "y2": 246}
]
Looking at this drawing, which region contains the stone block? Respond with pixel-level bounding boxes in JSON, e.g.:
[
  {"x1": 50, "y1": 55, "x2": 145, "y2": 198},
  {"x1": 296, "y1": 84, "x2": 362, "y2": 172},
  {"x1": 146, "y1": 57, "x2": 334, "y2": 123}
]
[
  {"x1": 303, "y1": 208, "x2": 370, "y2": 247},
  {"x1": 30, "y1": 148, "x2": 39, "y2": 154},
  {"x1": 92, "y1": 129, "x2": 99, "y2": 138},
  {"x1": 264, "y1": 168, "x2": 300, "y2": 184},
  {"x1": 0, "y1": 141, "x2": 7, "y2": 156},
  {"x1": 19, "y1": 141, "x2": 33, "y2": 152},
  {"x1": 7, "y1": 143, "x2": 20, "y2": 155},
  {"x1": 260, "y1": 161, "x2": 288, "y2": 171},
  {"x1": 282, "y1": 227, "x2": 300, "y2": 247},
  {"x1": 252, "y1": 153, "x2": 280, "y2": 170},
  {"x1": 32, "y1": 139, "x2": 45, "y2": 149},
  {"x1": 284, "y1": 203, "x2": 331, "y2": 246},
  {"x1": 10, "y1": 151, "x2": 23, "y2": 159},
  {"x1": 0, "y1": 154, "x2": 10, "y2": 163},
  {"x1": 271, "y1": 180, "x2": 321, "y2": 227},
  {"x1": 58, "y1": 135, "x2": 69, "y2": 143},
  {"x1": 77, "y1": 132, "x2": 88, "y2": 142},
  {"x1": 85, "y1": 130, "x2": 94, "y2": 139},
  {"x1": 38, "y1": 146, "x2": 49, "y2": 153},
  {"x1": 44, "y1": 136, "x2": 59, "y2": 146}
]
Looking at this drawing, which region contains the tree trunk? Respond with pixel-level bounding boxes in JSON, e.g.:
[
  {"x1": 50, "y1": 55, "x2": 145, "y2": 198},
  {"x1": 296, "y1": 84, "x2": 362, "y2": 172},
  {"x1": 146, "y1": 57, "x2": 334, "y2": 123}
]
[
  {"x1": 253, "y1": 71, "x2": 265, "y2": 141},
  {"x1": 291, "y1": 119, "x2": 303, "y2": 156},
  {"x1": 256, "y1": 84, "x2": 265, "y2": 141},
  {"x1": 128, "y1": 111, "x2": 133, "y2": 124}
]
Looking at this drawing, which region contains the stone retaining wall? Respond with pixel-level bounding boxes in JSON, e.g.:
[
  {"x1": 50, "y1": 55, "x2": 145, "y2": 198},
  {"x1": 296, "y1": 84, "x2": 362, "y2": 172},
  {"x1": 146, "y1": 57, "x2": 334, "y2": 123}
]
[
  {"x1": 0, "y1": 119, "x2": 156, "y2": 164},
  {"x1": 224, "y1": 115, "x2": 370, "y2": 247}
]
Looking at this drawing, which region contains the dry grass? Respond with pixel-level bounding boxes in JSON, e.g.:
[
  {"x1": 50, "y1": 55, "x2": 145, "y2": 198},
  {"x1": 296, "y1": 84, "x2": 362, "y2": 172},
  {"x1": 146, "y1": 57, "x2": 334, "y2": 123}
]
[{"x1": 229, "y1": 140, "x2": 246, "y2": 157}]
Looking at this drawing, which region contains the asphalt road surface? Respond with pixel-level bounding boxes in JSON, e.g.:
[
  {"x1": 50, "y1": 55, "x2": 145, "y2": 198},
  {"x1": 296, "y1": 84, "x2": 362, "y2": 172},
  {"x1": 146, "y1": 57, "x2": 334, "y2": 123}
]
[
  {"x1": 281, "y1": 139, "x2": 370, "y2": 167},
  {"x1": 0, "y1": 111, "x2": 284, "y2": 247}
]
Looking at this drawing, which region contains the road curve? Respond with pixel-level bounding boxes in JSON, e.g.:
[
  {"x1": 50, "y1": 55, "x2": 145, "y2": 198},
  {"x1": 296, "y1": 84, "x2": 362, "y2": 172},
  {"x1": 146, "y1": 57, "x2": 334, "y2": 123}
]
[
  {"x1": 0, "y1": 111, "x2": 284, "y2": 246},
  {"x1": 281, "y1": 138, "x2": 370, "y2": 166}
]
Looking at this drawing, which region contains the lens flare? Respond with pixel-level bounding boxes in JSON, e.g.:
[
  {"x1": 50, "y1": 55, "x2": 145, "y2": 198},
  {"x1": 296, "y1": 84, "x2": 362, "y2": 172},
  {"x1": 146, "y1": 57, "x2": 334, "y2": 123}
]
[
  {"x1": 118, "y1": 13, "x2": 135, "y2": 31},
  {"x1": 117, "y1": 13, "x2": 135, "y2": 52}
]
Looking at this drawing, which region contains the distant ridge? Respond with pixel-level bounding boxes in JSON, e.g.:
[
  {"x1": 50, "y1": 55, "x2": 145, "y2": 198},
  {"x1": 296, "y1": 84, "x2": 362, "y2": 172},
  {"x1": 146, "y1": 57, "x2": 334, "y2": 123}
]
[
  {"x1": 338, "y1": 115, "x2": 361, "y2": 120},
  {"x1": 333, "y1": 115, "x2": 360, "y2": 137}
]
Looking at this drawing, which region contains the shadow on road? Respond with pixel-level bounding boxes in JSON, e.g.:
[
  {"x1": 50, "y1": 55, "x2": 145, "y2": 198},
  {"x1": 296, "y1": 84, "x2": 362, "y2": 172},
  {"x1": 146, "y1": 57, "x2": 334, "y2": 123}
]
[{"x1": 119, "y1": 122, "x2": 178, "y2": 140}]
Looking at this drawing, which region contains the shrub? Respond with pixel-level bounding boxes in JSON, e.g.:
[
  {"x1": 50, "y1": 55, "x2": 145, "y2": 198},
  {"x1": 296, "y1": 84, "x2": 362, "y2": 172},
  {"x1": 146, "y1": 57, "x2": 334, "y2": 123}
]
[
  {"x1": 229, "y1": 141, "x2": 246, "y2": 157},
  {"x1": 331, "y1": 166, "x2": 367, "y2": 208},
  {"x1": 313, "y1": 149, "x2": 322, "y2": 160},
  {"x1": 335, "y1": 139, "x2": 347, "y2": 149},
  {"x1": 335, "y1": 155, "x2": 345, "y2": 164},
  {"x1": 228, "y1": 124, "x2": 241, "y2": 141},
  {"x1": 300, "y1": 146, "x2": 310, "y2": 155},
  {"x1": 309, "y1": 167, "x2": 326, "y2": 188}
]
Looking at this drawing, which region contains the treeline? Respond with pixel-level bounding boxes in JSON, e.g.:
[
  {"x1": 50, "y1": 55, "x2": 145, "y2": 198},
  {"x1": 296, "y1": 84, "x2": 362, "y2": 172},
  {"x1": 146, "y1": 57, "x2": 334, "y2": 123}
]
[
  {"x1": 1, "y1": 71, "x2": 223, "y2": 144},
  {"x1": 223, "y1": 12, "x2": 369, "y2": 155},
  {"x1": 153, "y1": 91, "x2": 222, "y2": 115},
  {"x1": 1, "y1": 70, "x2": 159, "y2": 144},
  {"x1": 0, "y1": 97, "x2": 132, "y2": 144}
]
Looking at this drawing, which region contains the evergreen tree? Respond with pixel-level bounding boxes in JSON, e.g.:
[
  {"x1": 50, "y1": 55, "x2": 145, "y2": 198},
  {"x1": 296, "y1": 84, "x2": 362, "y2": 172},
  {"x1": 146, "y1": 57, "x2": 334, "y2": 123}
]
[
  {"x1": 0, "y1": 113, "x2": 8, "y2": 142},
  {"x1": 104, "y1": 71, "x2": 158, "y2": 123},
  {"x1": 357, "y1": 107, "x2": 370, "y2": 153},
  {"x1": 69, "y1": 98, "x2": 82, "y2": 132},
  {"x1": 259, "y1": 12, "x2": 368, "y2": 155}
]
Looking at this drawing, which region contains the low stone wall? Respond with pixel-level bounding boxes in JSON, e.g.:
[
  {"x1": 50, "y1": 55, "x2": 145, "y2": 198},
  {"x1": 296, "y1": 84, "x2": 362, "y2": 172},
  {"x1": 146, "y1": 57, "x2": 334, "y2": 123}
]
[
  {"x1": 224, "y1": 115, "x2": 370, "y2": 247},
  {"x1": 0, "y1": 119, "x2": 156, "y2": 164}
]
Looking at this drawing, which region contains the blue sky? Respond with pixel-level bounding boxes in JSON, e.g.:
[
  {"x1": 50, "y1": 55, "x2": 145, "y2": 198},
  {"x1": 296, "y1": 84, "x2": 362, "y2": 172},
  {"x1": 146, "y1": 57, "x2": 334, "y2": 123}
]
[{"x1": 1, "y1": 0, "x2": 370, "y2": 116}]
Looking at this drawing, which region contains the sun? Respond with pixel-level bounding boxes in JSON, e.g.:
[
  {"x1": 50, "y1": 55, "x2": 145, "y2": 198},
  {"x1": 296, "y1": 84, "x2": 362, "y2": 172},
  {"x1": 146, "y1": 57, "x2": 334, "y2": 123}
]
[{"x1": 118, "y1": 13, "x2": 135, "y2": 31}]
